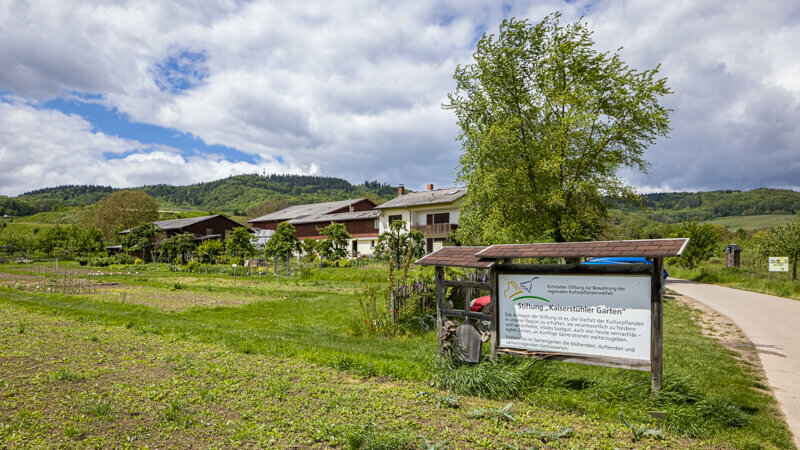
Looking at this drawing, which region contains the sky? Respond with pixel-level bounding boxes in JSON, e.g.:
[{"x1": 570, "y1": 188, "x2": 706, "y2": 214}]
[{"x1": 1, "y1": 0, "x2": 799, "y2": 196}]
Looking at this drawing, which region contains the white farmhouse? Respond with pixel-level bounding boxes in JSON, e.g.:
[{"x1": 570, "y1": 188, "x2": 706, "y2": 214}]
[{"x1": 375, "y1": 184, "x2": 467, "y2": 254}]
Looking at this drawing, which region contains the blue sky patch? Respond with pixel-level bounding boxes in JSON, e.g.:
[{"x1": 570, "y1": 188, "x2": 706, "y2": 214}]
[
  {"x1": 153, "y1": 50, "x2": 209, "y2": 94},
  {"x1": 43, "y1": 97, "x2": 259, "y2": 164}
]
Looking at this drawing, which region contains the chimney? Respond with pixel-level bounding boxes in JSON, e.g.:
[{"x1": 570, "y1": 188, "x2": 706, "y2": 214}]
[
  {"x1": 398, "y1": 184, "x2": 405, "y2": 196},
  {"x1": 348, "y1": 199, "x2": 354, "y2": 212},
  {"x1": 427, "y1": 184, "x2": 434, "y2": 191}
]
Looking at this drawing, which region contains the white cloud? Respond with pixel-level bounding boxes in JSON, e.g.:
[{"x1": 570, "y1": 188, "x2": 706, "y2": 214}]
[
  {"x1": 0, "y1": 98, "x2": 303, "y2": 195},
  {"x1": 1, "y1": 0, "x2": 799, "y2": 195}
]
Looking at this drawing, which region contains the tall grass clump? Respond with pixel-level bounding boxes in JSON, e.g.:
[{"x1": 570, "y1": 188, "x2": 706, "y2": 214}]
[{"x1": 432, "y1": 354, "x2": 539, "y2": 400}]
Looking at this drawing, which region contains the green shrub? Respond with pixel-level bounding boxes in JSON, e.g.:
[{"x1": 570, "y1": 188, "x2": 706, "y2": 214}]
[
  {"x1": 89, "y1": 256, "x2": 110, "y2": 267},
  {"x1": 110, "y1": 253, "x2": 134, "y2": 264},
  {"x1": 187, "y1": 260, "x2": 201, "y2": 272}
]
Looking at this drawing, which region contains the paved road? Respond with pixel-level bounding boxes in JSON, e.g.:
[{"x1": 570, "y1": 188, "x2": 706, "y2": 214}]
[{"x1": 666, "y1": 279, "x2": 800, "y2": 446}]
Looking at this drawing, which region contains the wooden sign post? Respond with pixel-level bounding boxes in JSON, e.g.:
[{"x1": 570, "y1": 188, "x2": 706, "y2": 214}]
[{"x1": 417, "y1": 239, "x2": 687, "y2": 394}]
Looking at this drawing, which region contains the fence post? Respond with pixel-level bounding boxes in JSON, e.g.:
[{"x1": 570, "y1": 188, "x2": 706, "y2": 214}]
[
  {"x1": 435, "y1": 266, "x2": 445, "y2": 359},
  {"x1": 391, "y1": 289, "x2": 396, "y2": 325}
]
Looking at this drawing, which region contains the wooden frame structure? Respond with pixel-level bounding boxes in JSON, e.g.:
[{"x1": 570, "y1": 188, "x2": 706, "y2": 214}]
[{"x1": 416, "y1": 238, "x2": 689, "y2": 393}]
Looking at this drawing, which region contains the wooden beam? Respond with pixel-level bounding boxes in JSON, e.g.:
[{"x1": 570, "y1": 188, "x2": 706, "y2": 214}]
[
  {"x1": 490, "y1": 267, "x2": 498, "y2": 361},
  {"x1": 651, "y1": 257, "x2": 664, "y2": 393},
  {"x1": 442, "y1": 279, "x2": 490, "y2": 290},
  {"x1": 495, "y1": 263, "x2": 653, "y2": 275},
  {"x1": 496, "y1": 348, "x2": 650, "y2": 371},
  {"x1": 435, "y1": 266, "x2": 445, "y2": 359},
  {"x1": 441, "y1": 309, "x2": 492, "y2": 322}
]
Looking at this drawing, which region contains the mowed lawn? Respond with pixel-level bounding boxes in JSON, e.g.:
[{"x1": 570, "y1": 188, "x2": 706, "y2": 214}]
[{"x1": 0, "y1": 263, "x2": 794, "y2": 448}]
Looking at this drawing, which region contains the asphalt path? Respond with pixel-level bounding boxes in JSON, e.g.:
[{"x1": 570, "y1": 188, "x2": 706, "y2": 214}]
[{"x1": 666, "y1": 279, "x2": 800, "y2": 447}]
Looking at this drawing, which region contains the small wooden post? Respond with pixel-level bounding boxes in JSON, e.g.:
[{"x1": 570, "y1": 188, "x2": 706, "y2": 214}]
[
  {"x1": 490, "y1": 266, "x2": 498, "y2": 361},
  {"x1": 651, "y1": 257, "x2": 664, "y2": 393},
  {"x1": 390, "y1": 289, "x2": 396, "y2": 325},
  {"x1": 435, "y1": 266, "x2": 445, "y2": 358}
]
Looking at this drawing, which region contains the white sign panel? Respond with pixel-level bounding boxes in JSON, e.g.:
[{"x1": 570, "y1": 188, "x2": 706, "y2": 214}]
[
  {"x1": 769, "y1": 257, "x2": 789, "y2": 272},
  {"x1": 498, "y1": 274, "x2": 651, "y2": 361}
]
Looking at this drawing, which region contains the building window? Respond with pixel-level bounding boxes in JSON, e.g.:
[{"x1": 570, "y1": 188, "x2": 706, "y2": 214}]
[
  {"x1": 426, "y1": 213, "x2": 450, "y2": 225},
  {"x1": 388, "y1": 215, "x2": 402, "y2": 225},
  {"x1": 206, "y1": 228, "x2": 214, "y2": 235}
]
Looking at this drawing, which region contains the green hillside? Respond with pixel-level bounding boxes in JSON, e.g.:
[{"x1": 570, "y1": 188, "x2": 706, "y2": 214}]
[
  {"x1": 10, "y1": 178, "x2": 799, "y2": 227},
  {"x1": 615, "y1": 188, "x2": 800, "y2": 223},
  {"x1": 11, "y1": 175, "x2": 399, "y2": 216},
  {"x1": 704, "y1": 214, "x2": 797, "y2": 231}
]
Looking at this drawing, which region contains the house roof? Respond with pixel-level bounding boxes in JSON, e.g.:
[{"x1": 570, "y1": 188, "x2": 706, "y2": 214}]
[
  {"x1": 287, "y1": 209, "x2": 380, "y2": 225},
  {"x1": 119, "y1": 214, "x2": 246, "y2": 234},
  {"x1": 375, "y1": 188, "x2": 467, "y2": 209},
  {"x1": 152, "y1": 215, "x2": 221, "y2": 231},
  {"x1": 415, "y1": 246, "x2": 495, "y2": 269},
  {"x1": 415, "y1": 239, "x2": 689, "y2": 268},
  {"x1": 248, "y1": 198, "x2": 374, "y2": 223},
  {"x1": 476, "y1": 238, "x2": 690, "y2": 259}
]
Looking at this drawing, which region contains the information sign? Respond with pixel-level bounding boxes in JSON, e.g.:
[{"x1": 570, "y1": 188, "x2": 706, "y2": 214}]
[
  {"x1": 769, "y1": 257, "x2": 789, "y2": 272},
  {"x1": 498, "y1": 274, "x2": 651, "y2": 361}
]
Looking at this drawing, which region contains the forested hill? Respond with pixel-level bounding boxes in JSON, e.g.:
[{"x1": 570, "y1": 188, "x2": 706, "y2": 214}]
[
  {"x1": 8, "y1": 175, "x2": 398, "y2": 215},
  {"x1": 7, "y1": 179, "x2": 799, "y2": 222},
  {"x1": 616, "y1": 188, "x2": 800, "y2": 222}
]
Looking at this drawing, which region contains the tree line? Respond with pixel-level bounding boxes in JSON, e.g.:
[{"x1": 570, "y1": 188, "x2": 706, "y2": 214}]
[
  {"x1": 11, "y1": 174, "x2": 398, "y2": 216},
  {"x1": 611, "y1": 188, "x2": 800, "y2": 223}
]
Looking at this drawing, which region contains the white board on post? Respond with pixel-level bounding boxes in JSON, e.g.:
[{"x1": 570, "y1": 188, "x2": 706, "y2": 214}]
[{"x1": 497, "y1": 273, "x2": 651, "y2": 365}]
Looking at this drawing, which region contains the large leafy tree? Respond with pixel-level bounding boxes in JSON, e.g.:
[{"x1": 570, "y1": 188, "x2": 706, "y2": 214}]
[
  {"x1": 225, "y1": 227, "x2": 256, "y2": 262},
  {"x1": 160, "y1": 233, "x2": 196, "y2": 264},
  {"x1": 196, "y1": 239, "x2": 224, "y2": 264},
  {"x1": 671, "y1": 221, "x2": 721, "y2": 269},
  {"x1": 89, "y1": 190, "x2": 159, "y2": 240},
  {"x1": 34, "y1": 225, "x2": 104, "y2": 257},
  {"x1": 445, "y1": 14, "x2": 671, "y2": 244},
  {"x1": 121, "y1": 223, "x2": 162, "y2": 262},
  {"x1": 757, "y1": 215, "x2": 800, "y2": 280},
  {"x1": 375, "y1": 220, "x2": 425, "y2": 270},
  {"x1": 319, "y1": 223, "x2": 352, "y2": 261},
  {"x1": 262, "y1": 223, "x2": 298, "y2": 259}
]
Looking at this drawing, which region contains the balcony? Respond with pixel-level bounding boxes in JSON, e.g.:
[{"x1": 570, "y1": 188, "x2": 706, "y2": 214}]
[{"x1": 411, "y1": 223, "x2": 458, "y2": 236}]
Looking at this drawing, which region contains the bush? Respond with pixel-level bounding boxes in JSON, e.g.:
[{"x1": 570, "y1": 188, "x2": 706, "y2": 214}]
[
  {"x1": 110, "y1": 253, "x2": 134, "y2": 265},
  {"x1": 89, "y1": 256, "x2": 110, "y2": 267},
  {"x1": 187, "y1": 260, "x2": 201, "y2": 273},
  {"x1": 349, "y1": 285, "x2": 392, "y2": 336},
  {"x1": 76, "y1": 257, "x2": 88, "y2": 266}
]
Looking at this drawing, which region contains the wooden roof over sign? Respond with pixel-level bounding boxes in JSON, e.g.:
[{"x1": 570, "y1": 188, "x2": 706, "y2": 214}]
[
  {"x1": 476, "y1": 238, "x2": 690, "y2": 259},
  {"x1": 415, "y1": 246, "x2": 495, "y2": 269}
]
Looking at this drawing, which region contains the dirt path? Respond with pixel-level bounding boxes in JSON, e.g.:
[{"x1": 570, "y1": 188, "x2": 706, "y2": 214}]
[{"x1": 667, "y1": 279, "x2": 800, "y2": 447}]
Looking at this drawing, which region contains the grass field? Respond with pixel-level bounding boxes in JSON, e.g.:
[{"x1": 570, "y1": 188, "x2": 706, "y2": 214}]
[
  {"x1": 0, "y1": 262, "x2": 794, "y2": 448},
  {"x1": 704, "y1": 214, "x2": 796, "y2": 231},
  {"x1": 668, "y1": 261, "x2": 800, "y2": 301}
]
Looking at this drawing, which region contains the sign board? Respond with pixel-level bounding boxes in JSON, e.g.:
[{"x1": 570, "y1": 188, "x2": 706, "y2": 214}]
[
  {"x1": 232, "y1": 264, "x2": 238, "y2": 268},
  {"x1": 497, "y1": 273, "x2": 651, "y2": 362},
  {"x1": 769, "y1": 257, "x2": 789, "y2": 272}
]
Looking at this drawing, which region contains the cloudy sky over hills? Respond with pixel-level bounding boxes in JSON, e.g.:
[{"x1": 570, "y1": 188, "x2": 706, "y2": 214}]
[{"x1": 1, "y1": 0, "x2": 799, "y2": 196}]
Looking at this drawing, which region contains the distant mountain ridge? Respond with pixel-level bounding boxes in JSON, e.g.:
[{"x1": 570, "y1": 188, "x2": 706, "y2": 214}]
[
  {"x1": 617, "y1": 188, "x2": 800, "y2": 223},
  {"x1": 7, "y1": 174, "x2": 398, "y2": 215},
  {"x1": 5, "y1": 178, "x2": 799, "y2": 223}
]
